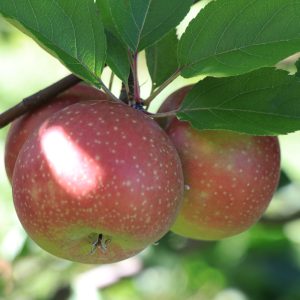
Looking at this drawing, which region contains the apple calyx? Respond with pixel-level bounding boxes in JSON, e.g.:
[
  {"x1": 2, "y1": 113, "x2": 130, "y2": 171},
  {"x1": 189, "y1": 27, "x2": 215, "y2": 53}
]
[{"x1": 90, "y1": 233, "x2": 112, "y2": 255}]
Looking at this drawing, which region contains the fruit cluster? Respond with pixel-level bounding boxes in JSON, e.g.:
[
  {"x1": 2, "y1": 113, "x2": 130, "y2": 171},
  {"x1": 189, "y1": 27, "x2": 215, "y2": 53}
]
[{"x1": 5, "y1": 84, "x2": 281, "y2": 264}]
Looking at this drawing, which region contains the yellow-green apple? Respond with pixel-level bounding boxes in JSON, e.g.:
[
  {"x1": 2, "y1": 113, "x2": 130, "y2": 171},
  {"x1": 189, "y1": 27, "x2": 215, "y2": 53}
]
[
  {"x1": 12, "y1": 101, "x2": 184, "y2": 263},
  {"x1": 5, "y1": 83, "x2": 106, "y2": 182},
  {"x1": 159, "y1": 86, "x2": 281, "y2": 240}
]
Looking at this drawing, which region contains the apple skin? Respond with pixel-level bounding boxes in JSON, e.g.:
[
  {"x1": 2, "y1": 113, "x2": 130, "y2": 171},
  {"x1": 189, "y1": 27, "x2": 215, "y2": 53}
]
[
  {"x1": 159, "y1": 86, "x2": 281, "y2": 240},
  {"x1": 12, "y1": 101, "x2": 184, "y2": 264},
  {"x1": 5, "y1": 83, "x2": 106, "y2": 183},
  {"x1": 167, "y1": 120, "x2": 280, "y2": 240}
]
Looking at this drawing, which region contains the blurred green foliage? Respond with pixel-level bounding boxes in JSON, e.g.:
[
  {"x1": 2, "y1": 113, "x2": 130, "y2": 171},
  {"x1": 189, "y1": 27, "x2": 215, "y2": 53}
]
[{"x1": 1, "y1": 15, "x2": 300, "y2": 300}]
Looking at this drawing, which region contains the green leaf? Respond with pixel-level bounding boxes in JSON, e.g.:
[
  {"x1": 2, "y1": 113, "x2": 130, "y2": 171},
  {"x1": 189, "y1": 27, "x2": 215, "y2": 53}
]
[
  {"x1": 106, "y1": 31, "x2": 130, "y2": 82},
  {"x1": 177, "y1": 68, "x2": 300, "y2": 135},
  {"x1": 96, "y1": 0, "x2": 119, "y2": 37},
  {"x1": 278, "y1": 170, "x2": 291, "y2": 189},
  {"x1": 146, "y1": 29, "x2": 179, "y2": 88},
  {"x1": 0, "y1": 0, "x2": 106, "y2": 88},
  {"x1": 108, "y1": 0, "x2": 193, "y2": 52},
  {"x1": 97, "y1": 0, "x2": 130, "y2": 82},
  {"x1": 179, "y1": 0, "x2": 300, "y2": 78}
]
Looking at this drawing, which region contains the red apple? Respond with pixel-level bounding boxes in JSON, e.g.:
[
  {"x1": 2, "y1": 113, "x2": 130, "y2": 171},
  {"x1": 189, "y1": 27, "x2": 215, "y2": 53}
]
[
  {"x1": 12, "y1": 101, "x2": 184, "y2": 263},
  {"x1": 159, "y1": 86, "x2": 281, "y2": 240},
  {"x1": 5, "y1": 83, "x2": 106, "y2": 182}
]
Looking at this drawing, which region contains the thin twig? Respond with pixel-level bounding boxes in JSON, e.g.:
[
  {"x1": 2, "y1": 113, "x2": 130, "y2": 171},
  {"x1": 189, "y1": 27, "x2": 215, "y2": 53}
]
[
  {"x1": 98, "y1": 78, "x2": 120, "y2": 103},
  {"x1": 108, "y1": 71, "x2": 114, "y2": 91},
  {"x1": 144, "y1": 69, "x2": 181, "y2": 106},
  {"x1": 148, "y1": 109, "x2": 179, "y2": 119},
  {"x1": 0, "y1": 74, "x2": 81, "y2": 129}
]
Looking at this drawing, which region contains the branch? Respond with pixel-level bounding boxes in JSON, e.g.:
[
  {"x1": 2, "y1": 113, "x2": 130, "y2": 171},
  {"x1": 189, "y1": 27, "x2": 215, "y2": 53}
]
[
  {"x1": 0, "y1": 74, "x2": 82, "y2": 129},
  {"x1": 144, "y1": 69, "x2": 181, "y2": 106}
]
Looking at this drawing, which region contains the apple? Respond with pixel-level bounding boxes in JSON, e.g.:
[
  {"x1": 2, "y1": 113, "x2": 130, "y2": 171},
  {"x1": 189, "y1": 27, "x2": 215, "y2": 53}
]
[
  {"x1": 12, "y1": 100, "x2": 184, "y2": 264},
  {"x1": 159, "y1": 86, "x2": 281, "y2": 240},
  {"x1": 5, "y1": 83, "x2": 106, "y2": 182}
]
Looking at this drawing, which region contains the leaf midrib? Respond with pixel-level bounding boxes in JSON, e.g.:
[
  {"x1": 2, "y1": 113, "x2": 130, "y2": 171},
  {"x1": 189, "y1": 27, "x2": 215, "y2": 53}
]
[{"x1": 140, "y1": 1, "x2": 186, "y2": 45}]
